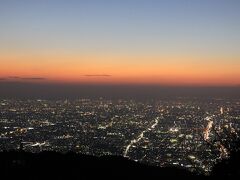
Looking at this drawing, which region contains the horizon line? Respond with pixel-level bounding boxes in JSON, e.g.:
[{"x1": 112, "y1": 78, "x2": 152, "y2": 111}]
[{"x1": 0, "y1": 80, "x2": 239, "y2": 88}]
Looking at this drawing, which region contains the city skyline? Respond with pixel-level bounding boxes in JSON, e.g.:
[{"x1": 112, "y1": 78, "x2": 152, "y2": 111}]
[{"x1": 1, "y1": 97, "x2": 239, "y2": 174}]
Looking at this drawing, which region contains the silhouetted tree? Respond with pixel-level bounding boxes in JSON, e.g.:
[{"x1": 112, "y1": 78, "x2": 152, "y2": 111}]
[{"x1": 202, "y1": 121, "x2": 240, "y2": 177}]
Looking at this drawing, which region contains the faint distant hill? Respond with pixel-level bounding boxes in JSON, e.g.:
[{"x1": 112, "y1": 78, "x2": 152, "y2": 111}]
[
  {"x1": 1, "y1": 82, "x2": 240, "y2": 99},
  {"x1": 0, "y1": 151, "x2": 196, "y2": 179}
]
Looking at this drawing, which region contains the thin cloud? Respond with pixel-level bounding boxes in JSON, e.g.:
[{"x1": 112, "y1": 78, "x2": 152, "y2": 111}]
[
  {"x1": 84, "y1": 74, "x2": 112, "y2": 77},
  {"x1": 7, "y1": 76, "x2": 46, "y2": 80},
  {"x1": 0, "y1": 78, "x2": 7, "y2": 81},
  {"x1": 21, "y1": 77, "x2": 46, "y2": 80},
  {"x1": 8, "y1": 76, "x2": 21, "y2": 79}
]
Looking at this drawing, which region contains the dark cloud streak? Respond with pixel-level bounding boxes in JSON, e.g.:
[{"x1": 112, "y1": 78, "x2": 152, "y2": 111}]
[
  {"x1": 8, "y1": 76, "x2": 21, "y2": 79},
  {"x1": 7, "y1": 76, "x2": 46, "y2": 80},
  {"x1": 21, "y1": 77, "x2": 46, "y2": 80}
]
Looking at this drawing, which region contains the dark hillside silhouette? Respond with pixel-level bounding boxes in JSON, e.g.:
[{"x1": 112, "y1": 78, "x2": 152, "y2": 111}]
[
  {"x1": 0, "y1": 151, "x2": 197, "y2": 179},
  {"x1": 0, "y1": 148, "x2": 240, "y2": 179}
]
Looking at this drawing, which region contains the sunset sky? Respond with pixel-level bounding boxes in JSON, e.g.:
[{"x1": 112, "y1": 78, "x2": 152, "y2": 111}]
[{"x1": 0, "y1": 0, "x2": 240, "y2": 86}]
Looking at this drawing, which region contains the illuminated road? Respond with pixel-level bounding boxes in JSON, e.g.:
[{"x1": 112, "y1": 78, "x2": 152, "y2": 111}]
[
  {"x1": 203, "y1": 116, "x2": 214, "y2": 141},
  {"x1": 124, "y1": 117, "x2": 160, "y2": 157},
  {"x1": 203, "y1": 115, "x2": 228, "y2": 158}
]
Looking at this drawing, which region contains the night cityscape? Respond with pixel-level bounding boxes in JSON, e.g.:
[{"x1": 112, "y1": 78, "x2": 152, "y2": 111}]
[
  {"x1": 1, "y1": 0, "x2": 240, "y2": 178},
  {"x1": 1, "y1": 98, "x2": 239, "y2": 175}
]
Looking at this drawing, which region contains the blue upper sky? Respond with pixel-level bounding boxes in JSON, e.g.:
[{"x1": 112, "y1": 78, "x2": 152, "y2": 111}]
[{"x1": 0, "y1": 0, "x2": 240, "y2": 56}]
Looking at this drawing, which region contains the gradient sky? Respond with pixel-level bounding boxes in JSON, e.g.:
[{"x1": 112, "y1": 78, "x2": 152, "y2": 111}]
[{"x1": 0, "y1": 0, "x2": 240, "y2": 86}]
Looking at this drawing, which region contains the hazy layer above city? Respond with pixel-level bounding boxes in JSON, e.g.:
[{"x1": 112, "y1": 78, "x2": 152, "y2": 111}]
[{"x1": 0, "y1": 82, "x2": 239, "y2": 100}]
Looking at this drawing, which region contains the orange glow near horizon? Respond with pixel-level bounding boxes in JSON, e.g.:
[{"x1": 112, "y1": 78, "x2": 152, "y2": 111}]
[
  {"x1": 1, "y1": 0, "x2": 240, "y2": 88},
  {"x1": 1, "y1": 53, "x2": 240, "y2": 86}
]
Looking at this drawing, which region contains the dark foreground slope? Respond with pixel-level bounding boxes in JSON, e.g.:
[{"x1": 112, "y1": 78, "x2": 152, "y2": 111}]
[
  {"x1": 0, "y1": 151, "x2": 197, "y2": 179},
  {"x1": 2, "y1": 150, "x2": 240, "y2": 179}
]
